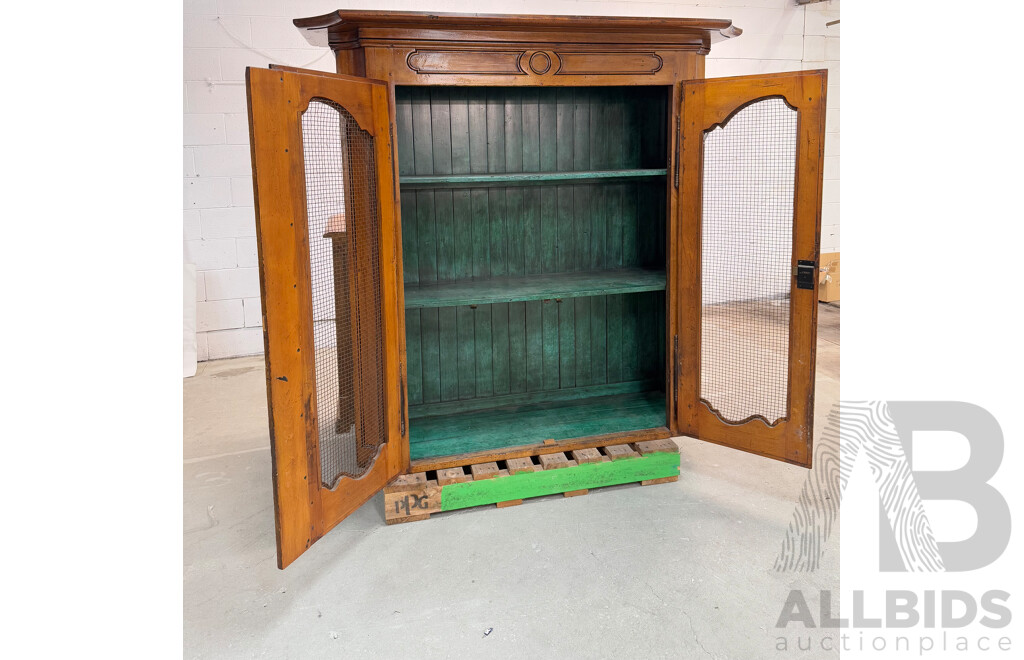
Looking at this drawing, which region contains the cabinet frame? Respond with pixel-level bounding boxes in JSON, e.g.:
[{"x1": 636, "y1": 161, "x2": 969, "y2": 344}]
[{"x1": 247, "y1": 10, "x2": 827, "y2": 567}]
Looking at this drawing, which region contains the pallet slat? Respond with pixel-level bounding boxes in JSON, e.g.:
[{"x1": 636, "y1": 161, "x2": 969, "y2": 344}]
[
  {"x1": 635, "y1": 438, "x2": 678, "y2": 455},
  {"x1": 537, "y1": 452, "x2": 571, "y2": 470},
  {"x1": 437, "y1": 467, "x2": 471, "y2": 485},
  {"x1": 386, "y1": 473, "x2": 428, "y2": 492},
  {"x1": 470, "y1": 462, "x2": 501, "y2": 480},
  {"x1": 571, "y1": 447, "x2": 603, "y2": 464},
  {"x1": 603, "y1": 443, "x2": 640, "y2": 460},
  {"x1": 506, "y1": 457, "x2": 537, "y2": 474}
]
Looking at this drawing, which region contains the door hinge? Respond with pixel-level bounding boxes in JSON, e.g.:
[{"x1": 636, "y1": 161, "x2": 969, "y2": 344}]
[
  {"x1": 795, "y1": 260, "x2": 816, "y2": 290},
  {"x1": 673, "y1": 115, "x2": 681, "y2": 189}
]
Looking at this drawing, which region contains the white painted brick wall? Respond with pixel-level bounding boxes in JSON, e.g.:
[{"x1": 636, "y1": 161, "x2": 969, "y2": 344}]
[
  {"x1": 223, "y1": 113, "x2": 251, "y2": 144},
  {"x1": 183, "y1": 210, "x2": 202, "y2": 241},
  {"x1": 184, "y1": 177, "x2": 231, "y2": 209},
  {"x1": 243, "y1": 297, "x2": 263, "y2": 327},
  {"x1": 185, "y1": 0, "x2": 840, "y2": 359},
  {"x1": 236, "y1": 237, "x2": 259, "y2": 268},
  {"x1": 200, "y1": 207, "x2": 257, "y2": 239},
  {"x1": 208, "y1": 327, "x2": 265, "y2": 359},
  {"x1": 185, "y1": 238, "x2": 237, "y2": 270},
  {"x1": 196, "y1": 271, "x2": 207, "y2": 302},
  {"x1": 193, "y1": 144, "x2": 253, "y2": 177},
  {"x1": 205, "y1": 267, "x2": 261, "y2": 300},
  {"x1": 196, "y1": 299, "x2": 244, "y2": 332}
]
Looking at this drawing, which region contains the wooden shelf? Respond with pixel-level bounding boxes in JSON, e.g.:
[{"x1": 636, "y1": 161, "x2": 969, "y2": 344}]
[
  {"x1": 408, "y1": 391, "x2": 667, "y2": 461},
  {"x1": 404, "y1": 268, "x2": 666, "y2": 309},
  {"x1": 399, "y1": 168, "x2": 667, "y2": 189}
]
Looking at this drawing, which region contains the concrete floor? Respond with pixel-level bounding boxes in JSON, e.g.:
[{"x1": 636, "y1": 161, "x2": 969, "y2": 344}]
[{"x1": 185, "y1": 304, "x2": 839, "y2": 659}]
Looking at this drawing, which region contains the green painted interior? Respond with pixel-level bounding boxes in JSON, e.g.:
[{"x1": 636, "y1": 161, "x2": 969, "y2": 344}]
[
  {"x1": 399, "y1": 168, "x2": 668, "y2": 188},
  {"x1": 404, "y1": 268, "x2": 666, "y2": 308},
  {"x1": 407, "y1": 378, "x2": 659, "y2": 420},
  {"x1": 439, "y1": 450, "x2": 681, "y2": 511},
  {"x1": 408, "y1": 391, "x2": 667, "y2": 461},
  {"x1": 395, "y1": 86, "x2": 669, "y2": 460}
]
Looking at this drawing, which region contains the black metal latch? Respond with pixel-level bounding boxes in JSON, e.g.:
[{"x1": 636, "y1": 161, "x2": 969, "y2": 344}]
[{"x1": 795, "y1": 260, "x2": 816, "y2": 290}]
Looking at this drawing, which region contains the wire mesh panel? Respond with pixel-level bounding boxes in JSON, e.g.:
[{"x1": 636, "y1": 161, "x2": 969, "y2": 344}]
[
  {"x1": 301, "y1": 98, "x2": 386, "y2": 488},
  {"x1": 699, "y1": 97, "x2": 797, "y2": 425}
]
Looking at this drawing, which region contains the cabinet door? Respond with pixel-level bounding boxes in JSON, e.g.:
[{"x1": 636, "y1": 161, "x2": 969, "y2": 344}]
[
  {"x1": 675, "y1": 70, "x2": 827, "y2": 467},
  {"x1": 247, "y1": 66, "x2": 407, "y2": 568}
]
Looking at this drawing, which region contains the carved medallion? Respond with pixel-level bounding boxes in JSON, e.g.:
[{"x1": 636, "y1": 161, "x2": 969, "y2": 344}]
[{"x1": 527, "y1": 51, "x2": 554, "y2": 75}]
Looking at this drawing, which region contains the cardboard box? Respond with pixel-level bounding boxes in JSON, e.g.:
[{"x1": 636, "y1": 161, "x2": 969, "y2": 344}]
[{"x1": 819, "y1": 252, "x2": 840, "y2": 303}]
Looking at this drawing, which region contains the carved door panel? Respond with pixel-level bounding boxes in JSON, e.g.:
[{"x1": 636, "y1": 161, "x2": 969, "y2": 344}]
[
  {"x1": 676, "y1": 70, "x2": 827, "y2": 467},
  {"x1": 246, "y1": 66, "x2": 407, "y2": 567}
]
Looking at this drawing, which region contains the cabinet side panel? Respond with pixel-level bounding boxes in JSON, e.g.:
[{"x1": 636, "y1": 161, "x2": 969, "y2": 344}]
[{"x1": 334, "y1": 49, "x2": 366, "y2": 77}]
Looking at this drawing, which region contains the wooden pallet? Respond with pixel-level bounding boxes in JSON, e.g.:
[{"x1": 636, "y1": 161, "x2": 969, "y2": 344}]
[{"x1": 383, "y1": 439, "x2": 680, "y2": 524}]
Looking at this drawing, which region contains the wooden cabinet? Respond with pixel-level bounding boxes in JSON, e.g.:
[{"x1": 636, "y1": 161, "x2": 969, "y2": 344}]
[{"x1": 246, "y1": 10, "x2": 827, "y2": 568}]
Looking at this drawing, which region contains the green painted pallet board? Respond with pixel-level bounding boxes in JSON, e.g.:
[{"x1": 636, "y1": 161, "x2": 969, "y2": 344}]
[
  {"x1": 440, "y1": 450, "x2": 679, "y2": 511},
  {"x1": 408, "y1": 390, "x2": 666, "y2": 460},
  {"x1": 404, "y1": 268, "x2": 666, "y2": 308}
]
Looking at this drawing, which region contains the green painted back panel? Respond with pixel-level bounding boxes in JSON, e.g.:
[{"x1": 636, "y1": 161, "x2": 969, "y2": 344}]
[{"x1": 396, "y1": 86, "x2": 668, "y2": 443}]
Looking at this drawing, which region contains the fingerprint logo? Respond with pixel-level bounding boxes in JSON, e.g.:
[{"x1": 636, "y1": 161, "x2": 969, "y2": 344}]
[
  {"x1": 772, "y1": 404, "x2": 841, "y2": 572},
  {"x1": 774, "y1": 401, "x2": 944, "y2": 572}
]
